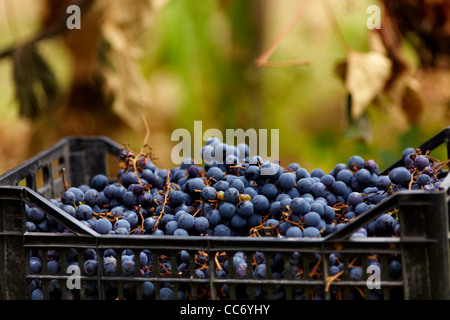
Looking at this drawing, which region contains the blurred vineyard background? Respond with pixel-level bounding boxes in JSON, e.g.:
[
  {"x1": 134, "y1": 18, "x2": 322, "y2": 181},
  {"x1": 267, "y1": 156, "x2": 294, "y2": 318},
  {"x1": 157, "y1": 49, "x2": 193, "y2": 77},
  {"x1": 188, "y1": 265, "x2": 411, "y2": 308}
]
[{"x1": 0, "y1": 0, "x2": 449, "y2": 175}]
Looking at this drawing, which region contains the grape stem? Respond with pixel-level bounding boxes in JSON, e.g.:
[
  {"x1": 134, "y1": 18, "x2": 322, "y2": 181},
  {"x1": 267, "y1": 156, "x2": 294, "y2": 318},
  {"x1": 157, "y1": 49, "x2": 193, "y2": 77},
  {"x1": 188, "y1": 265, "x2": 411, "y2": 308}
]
[
  {"x1": 309, "y1": 257, "x2": 323, "y2": 279},
  {"x1": 61, "y1": 168, "x2": 71, "y2": 191}
]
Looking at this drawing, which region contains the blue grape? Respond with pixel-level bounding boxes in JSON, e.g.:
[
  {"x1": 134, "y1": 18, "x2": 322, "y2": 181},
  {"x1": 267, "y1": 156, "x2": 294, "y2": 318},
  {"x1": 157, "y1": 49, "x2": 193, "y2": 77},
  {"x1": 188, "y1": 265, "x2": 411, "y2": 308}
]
[
  {"x1": 194, "y1": 216, "x2": 209, "y2": 234},
  {"x1": 296, "y1": 168, "x2": 310, "y2": 180},
  {"x1": 329, "y1": 265, "x2": 341, "y2": 276},
  {"x1": 236, "y1": 201, "x2": 253, "y2": 218},
  {"x1": 349, "y1": 267, "x2": 363, "y2": 280},
  {"x1": 114, "y1": 227, "x2": 129, "y2": 235},
  {"x1": 206, "y1": 166, "x2": 223, "y2": 182},
  {"x1": 388, "y1": 260, "x2": 402, "y2": 279},
  {"x1": 169, "y1": 190, "x2": 185, "y2": 207},
  {"x1": 61, "y1": 204, "x2": 76, "y2": 217},
  {"x1": 354, "y1": 168, "x2": 371, "y2": 187},
  {"x1": 205, "y1": 209, "x2": 221, "y2": 227},
  {"x1": 389, "y1": 167, "x2": 411, "y2": 186},
  {"x1": 174, "y1": 228, "x2": 189, "y2": 236},
  {"x1": 304, "y1": 212, "x2": 321, "y2": 228},
  {"x1": 91, "y1": 174, "x2": 109, "y2": 191},
  {"x1": 254, "y1": 264, "x2": 266, "y2": 278},
  {"x1": 230, "y1": 214, "x2": 247, "y2": 232},
  {"x1": 160, "y1": 214, "x2": 175, "y2": 228},
  {"x1": 75, "y1": 204, "x2": 93, "y2": 220},
  {"x1": 142, "y1": 281, "x2": 155, "y2": 298},
  {"x1": 27, "y1": 207, "x2": 45, "y2": 224},
  {"x1": 84, "y1": 259, "x2": 97, "y2": 275},
  {"x1": 260, "y1": 183, "x2": 278, "y2": 200},
  {"x1": 122, "y1": 191, "x2": 138, "y2": 208},
  {"x1": 278, "y1": 173, "x2": 296, "y2": 191},
  {"x1": 323, "y1": 206, "x2": 336, "y2": 223},
  {"x1": 376, "y1": 175, "x2": 391, "y2": 190},
  {"x1": 213, "y1": 180, "x2": 229, "y2": 192},
  {"x1": 104, "y1": 257, "x2": 117, "y2": 275},
  {"x1": 160, "y1": 287, "x2": 174, "y2": 300},
  {"x1": 94, "y1": 218, "x2": 112, "y2": 234},
  {"x1": 122, "y1": 211, "x2": 138, "y2": 227},
  {"x1": 245, "y1": 165, "x2": 260, "y2": 180},
  {"x1": 61, "y1": 190, "x2": 76, "y2": 206},
  {"x1": 310, "y1": 168, "x2": 324, "y2": 179},
  {"x1": 414, "y1": 155, "x2": 429, "y2": 171},
  {"x1": 113, "y1": 219, "x2": 131, "y2": 233},
  {"x1": 332, "y1": 180, "x2": 347, "y2": 196},
  {"x1": 320, "y1": 174, "x2": 335, "y2": 190},
  {"x1": 213, "y1": 224, "x2": 231, "y2": 236},
  {"x1": 29, "y1": 257, "x2": 42, "y2": 274},
  {"x1": 417, "y1": 174, "x2": 431, "y2": 187},
  {"x1": 310, "y1": 201, "x2": 325, "y2": 216},
  {"x1": 122, "y1": 257, "x2": 136, "y2": 275},
  {"x1": 177, "y1": 213, "x2": 195, "y2": 231},
  {"x1": 303, "y1": 227, "x2": 321, "y2": 238},
  {"x1": 164, "y1": 220, "x2": 179, "y2": 235},
  {"x1": 47, "y1": 260, "x2": 60, "y2": 275},
  {"x1": 113, "y1": 185, "x2": 127, "y2": 201},
  {"x1": 84, "y1": 189, "x2": 99, "y2": 207},
  {"x1": 121, "y1": 172, "x2": 140, "y2": 188},
  {"x1": 186, "y1": 178, "x2": 205, "y2": 195},
  {"x1": 228, "y1": 179, "x2": 245, "y2": 193},
  {"x1": 336, "y1": 169, "x2": 353, "y2": 185},
  {"x1": 234, "y1": 260, "x2": 247, "y2": 278},
  {"x1": 296, "y1": 178, "x2": 313, "y2": 194},
  {"x1": 144, "y1": 217, "x2": 156, "y2": 232},
  {"x1": 224, "y1": 187, "x2": 240, "y2": 204},
  {"x1": 355, "y1": 203, "x2": 369, "y2": 216},
  {"x1": 347, "y1": 192, "x2": 363, "y2": 207},
  {"x1": 363, "y1": 159, "x2": 379, "y2": 174},
  {"x1": 129, "y1": 183, "x2": 144, "y2": 195},
  {"x1": 311, "y1": 182, "x2": 327, "y2": 198},
  {"x1": 31, "y1": 288, "x2": 44, "y2": 300},
  {"x1": 26, "y1": 221, "x2": 37, "y2": 232},
  {"x1": 348, "y1": 155, "x2": 364, "y2": 171},
  {"x1": 375, "y1": 213, "x2": 395, "y2": 235},
  {"x1": 402, "y1": 147, "x2": 415, "y2": 160},
  {"x1": 286, "y1": 226, "x2": 303, "y2": 238},
  {"x1": 200, "y1": 187, "x2": 217, "y2": 202},
  {"x1": 263, "y1": 218, "x2": 279, "y2": 236},
  {"x1": 251, "y1": 194, "x2": 269, "y2": 213},
  {"x1": 247, "y1": 213, "x2": 262, "y2": 228},
  {"x1": 290, "y1": 197, "x2": 311, "y2": 215}
]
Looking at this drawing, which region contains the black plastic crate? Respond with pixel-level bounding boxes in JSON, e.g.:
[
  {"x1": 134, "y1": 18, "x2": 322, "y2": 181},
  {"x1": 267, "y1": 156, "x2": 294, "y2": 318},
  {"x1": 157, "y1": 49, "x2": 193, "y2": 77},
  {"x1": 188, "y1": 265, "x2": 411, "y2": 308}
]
[{"x1": 0, "y1": 130, "x2": 449, "y2": 300}]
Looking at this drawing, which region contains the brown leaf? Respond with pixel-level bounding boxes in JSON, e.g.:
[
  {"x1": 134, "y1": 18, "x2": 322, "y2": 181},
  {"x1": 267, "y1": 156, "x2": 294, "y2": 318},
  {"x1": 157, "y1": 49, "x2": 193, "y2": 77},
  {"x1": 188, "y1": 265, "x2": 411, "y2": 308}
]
[
  {"x1": 401, "y1": 80, "x2": 424, "y2": 124},
  {"x1": 345, "y1": 50, "x2": 392, "y2": 120}
]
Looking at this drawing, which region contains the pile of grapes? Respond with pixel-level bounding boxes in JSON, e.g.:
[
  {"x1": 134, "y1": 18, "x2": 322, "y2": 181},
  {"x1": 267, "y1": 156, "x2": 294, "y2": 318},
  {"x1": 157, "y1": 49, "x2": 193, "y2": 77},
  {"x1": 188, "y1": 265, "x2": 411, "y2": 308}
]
[{"x1": 25, "y1": 138, "x2": 449, "y2": 300}]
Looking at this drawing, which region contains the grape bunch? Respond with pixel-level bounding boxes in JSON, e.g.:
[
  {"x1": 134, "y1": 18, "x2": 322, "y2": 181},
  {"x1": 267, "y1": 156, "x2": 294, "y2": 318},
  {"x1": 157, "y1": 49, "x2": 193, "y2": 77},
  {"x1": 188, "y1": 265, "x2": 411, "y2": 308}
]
[{"x1": 25, "y1": 137, "x2": 449, "y2": 300}]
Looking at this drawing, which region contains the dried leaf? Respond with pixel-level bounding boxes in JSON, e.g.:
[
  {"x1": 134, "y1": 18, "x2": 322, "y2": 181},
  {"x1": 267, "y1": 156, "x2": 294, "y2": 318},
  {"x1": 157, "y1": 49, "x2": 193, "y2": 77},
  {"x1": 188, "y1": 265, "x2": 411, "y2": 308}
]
[
  {"x1": 96, "y1": 0, "x2": 155, "y2": 127},
  {"x1": 401, "y1": 79, "x2": 424, "y2": 124},
  {"x1": 345, "y1": 50, "x2": 392, "y2": 120}
]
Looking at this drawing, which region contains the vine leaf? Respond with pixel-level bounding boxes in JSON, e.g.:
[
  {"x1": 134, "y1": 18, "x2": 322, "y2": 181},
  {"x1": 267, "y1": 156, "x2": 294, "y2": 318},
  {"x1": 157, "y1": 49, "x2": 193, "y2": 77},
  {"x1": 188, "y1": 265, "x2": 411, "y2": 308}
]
[
  {"x1": 344, "y1": 50, "x2": 392, "y2": 120},
  {"x1": 401, "y1": 79, "x2": 424, "y2": 125}
]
